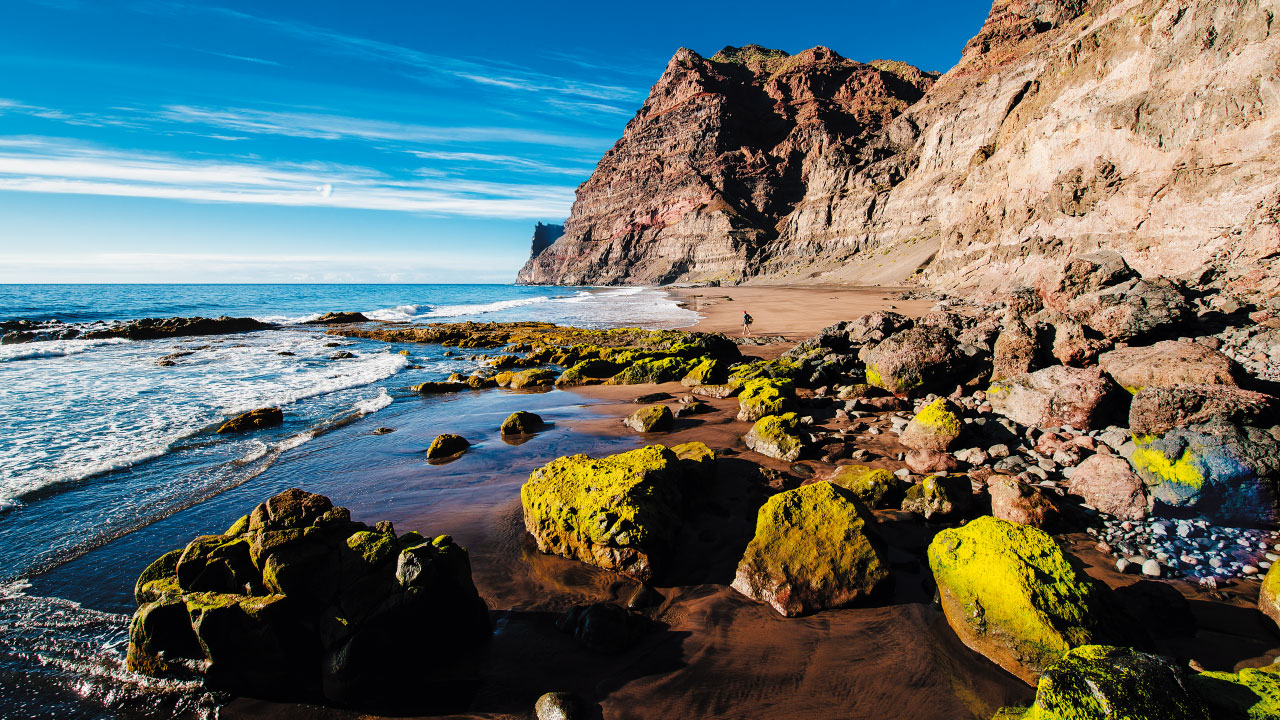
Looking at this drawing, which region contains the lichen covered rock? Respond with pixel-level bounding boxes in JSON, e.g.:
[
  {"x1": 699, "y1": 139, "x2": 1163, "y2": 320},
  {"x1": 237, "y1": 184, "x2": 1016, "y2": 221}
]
[
  {"x1": 217, "y1": 407, "x2": 283, "y2": 434},
  {"x1": 521, "y1": 445, "x2": 684, "y2": 580},
  {"x1": 1192, "y1": 663, "x2": 1280, "y2": 720},
  {"x1": 610, "y1": 356, "x2": 698, "y2": 385},
  {"x1": 623, "y1": 404, "x2": 674, "y2": 433},
  {"x1": 681, "y1": 357, "x2": 725, "y2": 387},
  {"x1": 927, "y1": 516, "x2": 1120, "y2": 684},
  {"x1": 555, "y1": 358, "x2": 621, "y2": 387},
  {"x1": 426, "y1": 433, "x2": 470, "y2": 460},
  {"x1": 1262, "y1": 562, "x2": 1280, "y2": 631},
  {"x1": 900, "y1": 398, "x2": 964, "y2": 451},
  {"x1": 1016, "y1": 645, "x2": 1210, "y2": 720},
  {"x1": 509, "y1": 368, "x2": 559, "y2": 389},
  {"x1": 731, "y1": 482, "x2": 889, "y2": 617},
  {"x1": 500, "y1": 411, "x2": 545, "y2": 435},
  {"x1": 901, "y1": 474, "x2": 971, "y2": 520},
  {"x1": 826, "y1": 464, "x2": 899, "y2": 508},
  {"x1": 126, "y1": 489, "x2": 490, "y2": 708},
  {"x1": 744, "y1": 412, "x2": 806, "y2": 461},
  {"x1": 736, "y1": 378, "x2": 797, "y2": 422}
]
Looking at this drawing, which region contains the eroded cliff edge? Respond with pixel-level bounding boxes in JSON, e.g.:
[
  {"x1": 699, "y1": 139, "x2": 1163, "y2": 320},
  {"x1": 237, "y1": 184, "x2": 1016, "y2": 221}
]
[{"x1": 518, "y1": 0, "x2": 1279, "y2": 294}]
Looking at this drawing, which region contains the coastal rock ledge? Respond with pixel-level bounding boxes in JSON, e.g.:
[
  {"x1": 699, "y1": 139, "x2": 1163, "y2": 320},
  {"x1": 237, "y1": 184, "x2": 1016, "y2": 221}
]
[{"x1": 126, "y1": 488, "x2": 490, "y2": 709}]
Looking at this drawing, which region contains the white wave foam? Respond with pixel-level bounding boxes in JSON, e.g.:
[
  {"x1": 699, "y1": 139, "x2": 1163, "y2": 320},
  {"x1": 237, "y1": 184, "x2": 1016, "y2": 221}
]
[
  {"x1": 353, "y1": 388, "x2": 393, "y2": 415},
  {"x1": 0, "y1": 338, "x2": 129, "y2": 363}
]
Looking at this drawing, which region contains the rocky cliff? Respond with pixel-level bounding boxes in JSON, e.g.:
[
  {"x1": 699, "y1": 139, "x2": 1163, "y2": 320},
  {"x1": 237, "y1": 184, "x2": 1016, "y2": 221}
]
[{"x1": 518, "y1": 0, "x2": 1279, "y2": 294}]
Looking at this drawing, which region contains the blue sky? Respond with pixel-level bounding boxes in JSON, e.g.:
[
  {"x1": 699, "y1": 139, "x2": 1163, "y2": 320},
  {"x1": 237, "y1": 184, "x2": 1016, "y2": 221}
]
[{"x1": 0, "y1": 0, "x2": 991, "y2": 283}]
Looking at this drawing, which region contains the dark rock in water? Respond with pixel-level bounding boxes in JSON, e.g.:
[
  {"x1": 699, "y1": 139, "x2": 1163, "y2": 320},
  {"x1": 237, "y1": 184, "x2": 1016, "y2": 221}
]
[
  {"x1": 535, "y1": 691, "x2": 582, "y2": 720},
  {"x1": 330, "y1": 351, "x2": 356, "y2": 360},
  {"x1": 555, "y1": 603, "x2": 650, "y2": 653},
  {"x1": 372, "y1": 427, "x2": 395, "y2": 435},
  {"x1": 500, "y1": 411, "x2": 545, "y2": 435},
  {"x1": 216, "y1": 407, "x2": 283, "y2": 434},
  {"x1": 278, "y1": 351, "x2": 295, "y2": 356},
  {"x1": 633, "y1": 392, "x2": 673, "y2": 404},
  {"x1": 126, "y1": 488, "x2": 490, "y2": 709},
  {"x1": 413, "y1": 381, "x2": 467, "y2": 394},
  {"x1": 426, "y1": 433, "x2": 470, "y2": 460},
  {"x1": 304, "y1": 312, "x2": 370, "y2": 324},
  {"x1": 81, "y1": 315, "x2": 273, "y2": 341}
]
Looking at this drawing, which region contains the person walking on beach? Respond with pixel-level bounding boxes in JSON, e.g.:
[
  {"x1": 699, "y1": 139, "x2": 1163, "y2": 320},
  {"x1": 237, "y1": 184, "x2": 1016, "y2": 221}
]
[{"x1": 742, "y1": 310, "x2": 753, "y2": 337}]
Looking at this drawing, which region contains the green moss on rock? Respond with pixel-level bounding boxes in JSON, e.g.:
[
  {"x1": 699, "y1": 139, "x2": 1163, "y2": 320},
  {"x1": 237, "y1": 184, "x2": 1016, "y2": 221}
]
[
  {"x1": 1021, "y1": 645, "x2": 1211, "y2": 719},
  {"x1": 744, "y1": 412, "x2": 806, "y2": 461},
  {"x1": 900, "y1": 398, "x2": 964, "y2": 451},
  {"x1": 500, "y1": 410, "x2": 544, "y2": 435},
  {"x1": 1261, "y1": 562, "x2": 1280, "y2": 631},
  {"x1": 623, "y1": 404, "x2": 674, "y2": 432},
  {"x1": 901, "y1": 474, "x2": 972, "y2": 520},
  {"x1": 681, "y1": 358, "x2": 724, "y2": 387},
  {"x1": 426, "y1": 433, "x2": 470, "y2": 460},
  {"x1": 736, "y1": 378, "x2": 797, "y2": 422},
  {"x1": 1192, "y1": 664, "x2": 1280, "y2": 720},
  {"x1": 609, "y1": 356, "x2": 697, "y2": 385},
  {"x1": 509, "y1": 368, "x2": 558, "y2": 388},
  {"x1": 555, "y1": 358, "x2": 620, "y2": 387},
  {"x1": 827, "y1": 464, "x2": 899, "y2": 508}
]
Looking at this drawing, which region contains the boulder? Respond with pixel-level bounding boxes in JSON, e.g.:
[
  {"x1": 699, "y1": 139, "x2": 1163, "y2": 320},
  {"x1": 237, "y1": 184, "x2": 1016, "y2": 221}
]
[
  {"x1": 426, "y1": 434, "x2": 470, "y2": 460},
  {"x1": 500, "y1": 411, "x2": 544, "y2": 435},
  {"x1": 929, "y1": 517, "x2": 1123, "y2": 684},
  {"x1": 988, "y1": 366, "x2": 1121, "y2": 431},
  {"x1": 1039, "y1": 251, "x2": 1138, "y2": 312},
  {"x1": 413, "y1": 381, "x2": 467, "y2": 394},
  {"x1": 509, "y1": 368, "x2": 559, "y2": 389},
  {"x1": 1067, "y1": 454, "x2": 1147, "y2": 520},
  {"x1": 845, "y1": 311, "x2": 914, "y2": 345},
  {"x1": 304, "y1": 312, "x2": 369, "y2": 324},
  {"x1": 1014, "y1": 645, "x2": 1210, "y2": 720},
  {"x1": 521, "y1": 445, "x2": 684, "y2": 580},
  {"x1": 691, "y1": 383, "x2": 738, "y2": 399},
  {"x1": 1099, "y1": 341, "x2": 1244, "y2": 393},
  {"x1": 1130, "y1": 420, "x2": 1280, "y2": 524},
  {"x1": 126, "y1": 489, "x2": 490, "y2": 708},
  {"x1": 988, "y1": 476, "x2": 1060, "y2": 529},
  {"x1": 901, "y1": 474, "x2": 972, "y2": 520},
  {"x1": 535, "y1": 692, "x2": 584, "y2": 720},
  {"x1": 736, "y1": 378, "x2": 797, "y2": 422},
  {"x1": 610, "y1": 356, "x2": 697, "y2": 384},
  {"x1": 744, "y1": 413, "x2": 806, "y2": 462},
  {"x1": 623, "y1": 404, "x2": 674, "y2": 433},
  {"x1": 905, "y1": 450, "x2": 961, "y2": 475},
  {"x1": 826, "y1": 464, "x2": 900, "y2": 509},
  {"x1": 1191, "y1": 664, "x2": 1280, "y2": 720},
  {"x1": 1262, "y1": 562, "x2": 1280, "y2": 631},
  {"x1": 555, "y1": 359, "x2": 619, "y2": 387},
  {"x1": 731, "y1": 482, "x2": 889, "y2": 617},
  {"x1": 992, "y1": 318, "x2": 1048, "y2": 382},
  {"x1": 859, "y1": 326, "x2": 961, "y2": 396},
  {"x1": 1048, "y1": 316, "x2": 1111, "y2": 366},
  {"x1": 1129, "y1": 384, "x2": 1279, "y2": 436},
  {"x1": 217, "y1": 407, "x2": 283, "y2": 434},
  {"x1": 900, "y1": 398, "x2": 964, "y2": 451},
  {"x1": 1067, "y1": 278, "x2": 1193, "y2": 342},
  {"x1": 681, "y1": 357, "x2": 725, "y2": 386}
]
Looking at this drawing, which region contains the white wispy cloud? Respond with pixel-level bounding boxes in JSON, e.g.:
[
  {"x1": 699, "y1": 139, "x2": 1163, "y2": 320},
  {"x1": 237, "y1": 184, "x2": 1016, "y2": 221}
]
[
  {"x1": 0, "y1": 137, "x2": 575, "y2": 218},
  {"x1": 407, "y1": 150, "x2": 595, "y2": 176}
]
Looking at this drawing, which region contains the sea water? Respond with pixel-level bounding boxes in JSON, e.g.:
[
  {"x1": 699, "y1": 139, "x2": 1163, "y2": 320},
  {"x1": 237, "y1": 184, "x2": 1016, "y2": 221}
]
[{"x1": 0, "y1": 283, "x2": 697, "y2": 718}]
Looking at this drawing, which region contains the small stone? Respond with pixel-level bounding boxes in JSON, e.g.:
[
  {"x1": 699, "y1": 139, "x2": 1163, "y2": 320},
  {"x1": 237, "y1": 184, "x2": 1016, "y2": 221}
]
[
  {"x1": 1141, "y1": 559, "x2": 1162, "y2": 578},
  {"x1": 893, "y1": 468, "x2": 912, "y2": 479},
  {"x1": 1243, "y1": 565, "x2": 1260, "y2": 575},
  {"x1": 1115, "y1": 558, "x2": 1131, "y2": 573},
  {"x1": 988, "y1": 444, "x2": 1011, "y2": 458},
  {"x1": 535, "y1": 691, "x2": 582, "y2": 720}
]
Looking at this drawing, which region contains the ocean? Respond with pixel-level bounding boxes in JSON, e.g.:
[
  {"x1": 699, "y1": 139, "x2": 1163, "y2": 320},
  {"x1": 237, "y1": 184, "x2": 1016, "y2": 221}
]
[{"x1": 0, "y1": 284, "x2": 697, "y2": 718}]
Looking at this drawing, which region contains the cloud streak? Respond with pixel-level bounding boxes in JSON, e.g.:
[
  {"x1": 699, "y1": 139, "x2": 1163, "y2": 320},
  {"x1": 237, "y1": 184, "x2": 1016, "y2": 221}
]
[{"x1": 0, "y1": 138, "x2": 576, "y2": 219}]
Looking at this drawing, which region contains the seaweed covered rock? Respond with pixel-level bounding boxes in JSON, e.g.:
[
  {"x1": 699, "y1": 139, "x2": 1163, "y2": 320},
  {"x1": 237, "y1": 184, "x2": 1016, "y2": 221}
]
[
  {"x1": 901, "y1": 474, "x2": 971, "y2": 520},
  {"x1": 1262, "y1": 562, "x2": 1280, "y2": 631},
  {"x1": 927, "y1": 516, "x2": 1122, "y2": 684},
  {"x1": 1130, "y1": 421, "x2": 1280, "y2": 525},
  {"x1": 826, "y1": 464, "x2": 900, "y2": 509},
  {"x1": 859, "y1": 326, "x2": 961, "y2": 396},
  {"x1": 426, "y1": 433, "x2": 470, "y2": 460},
  {"x1": 744, "y1": 412, "x2": 806, "y2": 462},
  {"x1": 623, "y1": 404, "x2": 674, "y2": 433},
  {"x1": 509, "y1": 368, "x2": 558, "y2": 389},
  {"x1": 610, "y1": 356, "x2": 698, "y2": 385},
  {"x1": 1192, "y1": 663, "x2": 1280, "y2": 720},
  {"x1": 988, "y1": 366, "x2": 1120, "y2": 432},
  {"x1": 521, "y1": 445, "x2": 685, "y2": 580},
  {"x1": 1128, "y1": 385, "x2": 1279, "y2": 436},
  {"x1": 681, "y1": 357, "x2": 725, "y2": 387},
  {"x1": 1099, "y1": 341, "x2": 1244, "y2": 393},
  {"x1": 500, "y1": 411, "x2": 544, "y2": 435},
  {"x1": 555, "y1": 358, "x2": 620, "y2": 387},
  {"x1": 1012, "y1": 645, "x2": 1210, "y2": 720},
  {"x1": 900, "y1": 398, "x2": 964, "y2": 451},
  {"x1": 217, "y1": 407, "x2": 283, "y2": 434},
  {"x1": 126, "y1": 489, "x2": 490, "y2": 708},
  {"x1": 413, "y1": 381, "x2": 467, "y2": 394},
  {"x1": 736, "y1": 378, "x2": 797, "y2": 422},
  {"x1": 731, "y1": 482, "x2": 889, "y2": 617}
]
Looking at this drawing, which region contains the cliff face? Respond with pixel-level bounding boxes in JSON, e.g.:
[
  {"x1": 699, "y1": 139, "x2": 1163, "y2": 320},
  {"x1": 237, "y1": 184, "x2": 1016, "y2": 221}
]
[
  {"x1": 515, "y1": 45, "x2": 935, "y2": 285},
  {"x1": 520, "y1": 0, "x2": 1280, "y2": 292},
  {"x1": 529, "y1": 222, "x2": 564, "y2": 260}
]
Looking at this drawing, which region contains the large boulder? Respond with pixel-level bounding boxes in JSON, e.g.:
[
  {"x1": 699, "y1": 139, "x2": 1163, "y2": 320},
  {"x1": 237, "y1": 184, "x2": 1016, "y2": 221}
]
[
  {"x1": 681, "y1": 357, "x2": 725, "y2": 387},
  {"x1": 988, "y1": 366, "x2": 1121, "y2": 431},
  {"x1": 217, "y1": 407, "x2": 283, "y2": 434},
  {"x1": 992, "y1": 318, "x2": 1048, "y2": 382},
  {"x1": 1039, "y1": 251, "x2": 1138, "y2": 312},
  {"x1": 521, "y1": 445, "x2": 684, "y2": 580},
  {"x1": 126, "y1": 489, "x2": 490, "y2": 708},
  {"x1": 859, "y1": 326, "x2": 961, "y2": 396},
  {"x1": 900, "y1": 398, "x2": 964, "y2": 451},
  {"x1": 509, "y1": 368, "x2": 559, "y2": 389},
  {"x1": 1067, "y1": 454, "x2": 1147, "y2": 520},
  {"x1": 1128, "y1": 385, "x2": 1279, "y2": 436},
  {"x1": 555, "y1": 359, "x2": 619, "y2": 387},
  {"x1": 1067, "y1": 278, "x2": 1193, "y2": 342},
  {"x1": 623, "y1": 404, "x2": 674, "y2": 433},
  {"x1": 1130, "y1": 420, "x2": 1280, "y2": 524},
  {"x1": 1261, "y1": 562, "x2": 1280, "y2": 631},
  {"x1": 731, "y1": 482, "x2": 889, "y2": 617},
  {"x1": 744, "y1": 413, "x2": 806, "y2": 462},
  {"x1": 500, "y1": 411, "x2": 545, "y2": 435},
  {"x1": 610, "y1": 356, "x2": 698, "y2": 385},
  {"x1": 1099, "y1": 341, "x2": 1244, "y2": 393},
  {"x1": 826, "y1": 464, "x2": 900, "y2": 509},
  {"x1": 736, "y1": 378, "x2": 797, "y2": 422},
  {"x1": 927, "y1": 516, "x2": 1122, "y2": 684},
  {"x1": 1192, "y1": 664, "x2": 1280, "y2": 720},
  {"x1": 426, "y1": 433, "x2": 470, "y2": 460}
]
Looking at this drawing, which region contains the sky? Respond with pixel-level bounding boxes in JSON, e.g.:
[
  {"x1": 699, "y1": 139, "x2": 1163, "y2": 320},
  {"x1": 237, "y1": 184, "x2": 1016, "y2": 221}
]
[{"x1": 0, "y1": 0, "x2": 992, "y2": 283}]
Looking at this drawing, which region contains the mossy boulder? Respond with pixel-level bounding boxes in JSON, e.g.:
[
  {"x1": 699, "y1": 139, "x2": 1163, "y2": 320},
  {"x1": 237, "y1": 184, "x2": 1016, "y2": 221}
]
[
  {"x1": 735, "y1": 378, "x2": 797, "y2": 422},
  {"x1": 555, "y1": 358, "x2": 620, "y2": 387},
  {"x1": 493, "y1": 371, "x2": 515, "y2": 387},
  {"x1": 744, "y1": 412, "x2": 806, "y2": 462},
  {"x1": 426, "y1": 433, "x2": 470, "y2": 460},
  {"x1": 927, "y1": 516, "x2": 1123, "y2": 684},
  {"x1": 127, "y1": 488, "x2": 490, "y2": 709},
  {"x1": 1192, "y1": 664, "x2": 1280, "y2": 720},
  {"x1": 1013, "y1": 645, "x2": 1211, "y2": 720},
  {"x1": 609, "y1": 356, "x2": 698, "y2": 385},
  {"x1": 692, "y1": 383, "x2": 738, "y2": 399},
  {"x1": 731, "y1": 482, "x2": 889, "y2": 617},
  {"x1": 900, "y1": 398, "x2": 964, "y2": 451},
  {"x1": 412, "y1": 381, "x2": 467, "y2": 394},
  {"x1": 500, "y1": 411, "x2": 545, "y2": 435},
  {"x1": 520, "y1": 445, "x2": 685, "y2": 580},
  {"x1": 217, "y1": 407, "x2": 283, "y2": 433},
  {"x1": 1129, "y1": 421, "x2": 1280, "y2": 525},
  {"x1": 827, "y1": 464, "x2": 900, "y2": 508},
  {"x1": 859, "y1": 326, "x2": 961, "y2": 396},
  {"x1": 623, "y1": 404, "x2": 674, "y2": 433},
  {"x1": 1260, "y1": 561, "x2": 1280, "y2": 631},
  {"x1": 509, "y1": 368, "x2": 558, "y2": 389},
  {"x1": 671, "y1": 441, "x2": 716, "y2": 493},
  {"x1": 465, "y1": 373, "x2": 496, "y2": 389},
  {"x1": 726, "y1": 358, "x2": 804, "y2": 388},
  {"x1": 681, "y1": 357, "x2": 725, "y2": 387},
  {"x1": 901, "y1": 474, "x2": 972, "y2": 520}
]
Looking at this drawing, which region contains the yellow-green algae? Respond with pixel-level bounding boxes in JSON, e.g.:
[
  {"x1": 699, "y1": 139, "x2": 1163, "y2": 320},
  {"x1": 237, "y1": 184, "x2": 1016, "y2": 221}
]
[
  {"x1": 520, "y1": 445, "x2": 683, "y2": 579},
  {"x1": 1130, "y1": 434, "x2": 1204, "y2": 490},
  {"x1": 731, "y1": 482, "x2": 888, "y2": 617},
  {"x1": 736, "y1": 377, "x2": 797, "y2": 421},
  {"x1": 1260, "y1": 561, "x2": 1280, "y2": 629},
  {"x1": 1192, "y1": 664, "x2": 1280, "y2": 719},
  {"x1": 827, "y1": 464, "x2": 899, "y2": 508},
  {"x1": 745, "y1": 412, "x2": 805, "y2": 461},
  {"x1": 509, "y1": 368, "x2": 558, "y2": 388},
  {"x1": 914, "y1": 398, "x2": 962, "y2": 435},
  {"x1": 928, "y1": 516, "x2": 1114, "y2": 684}
]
